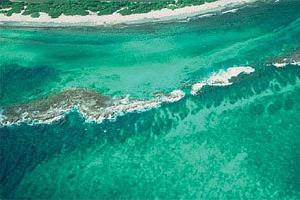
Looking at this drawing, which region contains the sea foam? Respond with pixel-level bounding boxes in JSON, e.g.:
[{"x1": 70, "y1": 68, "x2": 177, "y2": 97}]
[
  {"x1": 272, "y1": 61, "x2": 300, "y2": 68},
  {"x1": 79, "y1": 89, "x2": 185, "y2": 123},
  {"x1": 191, "y1": 66, "x2": 255, "y2": 95},
  {"x1": 271, "y1": 53, "x2": 300, "y2": 68},
  {"x1": 0, "y1": 89, "x2": 185, "y2": 126}
]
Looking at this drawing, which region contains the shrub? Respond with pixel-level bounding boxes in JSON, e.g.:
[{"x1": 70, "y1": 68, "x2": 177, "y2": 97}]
[{"x1": 31, "y1": 12, "x2": 40, "y2": 18}]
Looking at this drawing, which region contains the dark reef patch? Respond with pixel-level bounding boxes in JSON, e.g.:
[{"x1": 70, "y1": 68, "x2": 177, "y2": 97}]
[
  {"x1": 0, "y1": 64, "x2": 300, "y2": 199},
  {"x1": 1, "y1": 88, "x2": 110, "y2": 125}
]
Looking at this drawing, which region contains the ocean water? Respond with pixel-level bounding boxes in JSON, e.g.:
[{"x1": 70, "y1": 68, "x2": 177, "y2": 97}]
[{"x1": 1, "y1": 0, "x2": 300, "y2": 199}]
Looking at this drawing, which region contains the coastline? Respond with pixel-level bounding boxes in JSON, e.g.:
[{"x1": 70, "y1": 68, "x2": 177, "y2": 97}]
[{"x1": 0, "y1": 0, "x2": 260, "y2": 27}]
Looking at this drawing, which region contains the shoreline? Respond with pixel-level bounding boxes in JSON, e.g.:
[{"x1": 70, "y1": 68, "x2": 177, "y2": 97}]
[{"x1": 0, "y1": 0, "x2": 260, "y2": 27}]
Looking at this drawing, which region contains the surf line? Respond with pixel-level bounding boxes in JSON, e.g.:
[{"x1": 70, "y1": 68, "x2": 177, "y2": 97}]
[{"x1": 4, "y1": 64, "x2": 291, "y2": 127}]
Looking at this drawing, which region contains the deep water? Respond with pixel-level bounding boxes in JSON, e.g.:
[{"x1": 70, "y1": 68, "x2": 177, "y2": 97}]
[{"x1": 1, "y1": 0, "x2": 300, "y2": 199}]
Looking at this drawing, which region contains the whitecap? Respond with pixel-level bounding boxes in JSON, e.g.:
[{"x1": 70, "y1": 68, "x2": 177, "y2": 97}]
[
  {"x1": 272, "y1": 61, "x2": 300, "y2": 68},
  {"x1": 222, "y1": 8, "x2": 239, "y2": 14},
  {"x1": 191, "y1": 83, "x2": 206, "y2": 95},
  {"x1": 81, "y1": 89, "x2": 185, "y2": 123},
  {"x1": 191, "y1": 66, "x2": 255, "y2": 95},
  {"x1": 0, "y1": 89, "x2": 185, "y2": 126}
]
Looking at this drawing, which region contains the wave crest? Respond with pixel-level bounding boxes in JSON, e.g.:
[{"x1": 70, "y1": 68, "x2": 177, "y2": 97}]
[
  {"x1": 0, "y1": 89, "x2": 185, "y2": 126},
  {"x1": 271, "y1": 53, "x2": 300, "y2": 68},
  {"x1": 191, "y1": 66, "x2": 255, "y2": 95}
]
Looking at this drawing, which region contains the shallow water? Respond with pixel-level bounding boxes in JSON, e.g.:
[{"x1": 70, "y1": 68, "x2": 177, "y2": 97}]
[{"x1": 1, "y1": 0, "x2": 300, "y2": 199}]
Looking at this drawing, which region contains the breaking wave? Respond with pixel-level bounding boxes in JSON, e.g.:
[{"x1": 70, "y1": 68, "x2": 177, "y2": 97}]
[
  {"x1": 2, "y1": 57, "x2": 298, "y2": 127},
  {"x1": 270, "y1": 53, "x2": 300, "y2": 68},
  {"x1": 191, "y1": 66, "x2": 255, "y2": 95},
  {"x1": 0, "y1": 89, "x2": 185, "y2": 126}
]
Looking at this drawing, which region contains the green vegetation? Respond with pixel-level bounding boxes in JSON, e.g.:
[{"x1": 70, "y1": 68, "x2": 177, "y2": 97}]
[
  {"x1": 30, "y1": 12, "x2": 40, "y2": 18},
  {"x1": 0, "y1": 0, "x2": 217, "y2": 18}
]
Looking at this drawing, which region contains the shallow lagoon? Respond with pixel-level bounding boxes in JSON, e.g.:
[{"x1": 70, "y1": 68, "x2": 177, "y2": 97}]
[{"x1": 1, "y1": 0, "x2": 300, "y2": 199}]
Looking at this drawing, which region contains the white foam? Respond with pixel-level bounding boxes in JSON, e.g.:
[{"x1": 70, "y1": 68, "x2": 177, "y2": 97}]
[
  {"x1": 161, "y1": 90, "x2": 185, "y2": 103},
  {"x1": 191, "y1": 83, "x2": 205, "y2": 95},
  {"x1": 291, "y1": 61, "x2": 300, "y2": 66},
  {"x1": 222, "y1": 8, "x2": 239, "y2": 14},
  {"x1": 272, "y1": 61, "x2": 300, "y2": 68},
  {"x1": 0, "y1": 89, "x2": 185, "y2": 126},
  {"x1": 191, "y1": 66, "x2": 255, "y2": 95},
  {"x1": 82, "y1": 89, "x2": 185, "y2": 123},
  {"x1": 0, "y1": 109, "x2": 7, "y2": 126},
  {"x1": 209, "y1": 66, "x2": 255, "y2": 86},
  {"x1": 272, "y1": 62, "x2": 287, "y2": 68}
]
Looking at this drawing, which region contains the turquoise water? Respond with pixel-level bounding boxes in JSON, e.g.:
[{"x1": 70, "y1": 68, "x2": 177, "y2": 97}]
[{"x1": 1, "y1": 0, "x2": 300, "y2": 199}]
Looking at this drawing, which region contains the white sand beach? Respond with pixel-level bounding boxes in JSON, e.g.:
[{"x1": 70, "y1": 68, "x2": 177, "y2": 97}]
[{"x1": 0, "y1": 0, "x2": 260, "y2": 26}]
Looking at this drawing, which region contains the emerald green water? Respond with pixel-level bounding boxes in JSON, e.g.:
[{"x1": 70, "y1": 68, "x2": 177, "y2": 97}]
[{"x1": 1, "y1": 0, "x2": 300, "y2": 199}]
